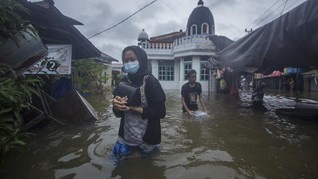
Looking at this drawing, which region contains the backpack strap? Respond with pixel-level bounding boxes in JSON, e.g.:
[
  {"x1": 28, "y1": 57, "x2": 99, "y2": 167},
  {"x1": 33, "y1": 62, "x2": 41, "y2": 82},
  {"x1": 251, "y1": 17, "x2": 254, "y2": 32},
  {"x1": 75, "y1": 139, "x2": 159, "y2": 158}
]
[{"x1": 140, "y1": 75, "x2": 149, "y2": 103}]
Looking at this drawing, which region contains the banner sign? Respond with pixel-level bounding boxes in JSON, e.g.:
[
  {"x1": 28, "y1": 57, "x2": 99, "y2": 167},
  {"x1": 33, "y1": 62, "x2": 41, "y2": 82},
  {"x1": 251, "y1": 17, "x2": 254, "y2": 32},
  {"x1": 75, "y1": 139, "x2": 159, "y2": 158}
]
[{"x1": 25, "y1": 44, "x2": 72, "y2": 74}]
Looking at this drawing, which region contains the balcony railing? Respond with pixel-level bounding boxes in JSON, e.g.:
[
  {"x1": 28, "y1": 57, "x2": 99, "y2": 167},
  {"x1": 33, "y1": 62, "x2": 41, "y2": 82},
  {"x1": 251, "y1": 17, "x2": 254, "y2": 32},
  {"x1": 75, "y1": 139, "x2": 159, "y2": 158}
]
[{"x1": 140, "y1": 35, "x2": 216, "y2": 56}]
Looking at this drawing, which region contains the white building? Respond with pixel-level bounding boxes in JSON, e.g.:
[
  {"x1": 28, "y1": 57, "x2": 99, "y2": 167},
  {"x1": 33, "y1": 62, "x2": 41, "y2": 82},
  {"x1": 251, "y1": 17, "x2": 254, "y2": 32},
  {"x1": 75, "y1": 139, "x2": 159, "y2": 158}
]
[{"x1": 137, "y1": 0, "x2": 233, "y2": 91}]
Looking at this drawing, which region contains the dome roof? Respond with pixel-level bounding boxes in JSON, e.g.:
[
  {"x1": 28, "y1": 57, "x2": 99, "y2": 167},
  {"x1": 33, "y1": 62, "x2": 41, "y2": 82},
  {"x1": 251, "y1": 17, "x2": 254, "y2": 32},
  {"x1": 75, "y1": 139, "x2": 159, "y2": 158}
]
[
  {"x1": 138, "y1": 29, "x2": 149, "y2": 41},
  {"x1": 186, "y1": 0, "x2": 215, "y2": 36}
]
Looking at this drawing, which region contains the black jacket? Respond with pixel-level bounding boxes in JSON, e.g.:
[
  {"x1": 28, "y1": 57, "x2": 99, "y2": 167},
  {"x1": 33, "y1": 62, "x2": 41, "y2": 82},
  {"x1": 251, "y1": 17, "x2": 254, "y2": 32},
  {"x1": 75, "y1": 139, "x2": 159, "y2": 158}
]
[{"x1": 113, "y1": 74, "x2": 166, "y2": 145}]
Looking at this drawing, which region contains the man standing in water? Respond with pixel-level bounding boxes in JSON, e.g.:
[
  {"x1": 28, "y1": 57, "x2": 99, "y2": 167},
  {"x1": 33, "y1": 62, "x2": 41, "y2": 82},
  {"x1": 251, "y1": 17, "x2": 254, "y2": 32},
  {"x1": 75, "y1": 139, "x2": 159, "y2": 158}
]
[
  {"x1": 112, "y1": 45, "x2": 166, "y2": 160},
  {"x1": 181, "y1": 69, "x2": 207, "y2": 118},
  {"x1": 251, "y1": 80, "x2": 266, "y2": 103}
]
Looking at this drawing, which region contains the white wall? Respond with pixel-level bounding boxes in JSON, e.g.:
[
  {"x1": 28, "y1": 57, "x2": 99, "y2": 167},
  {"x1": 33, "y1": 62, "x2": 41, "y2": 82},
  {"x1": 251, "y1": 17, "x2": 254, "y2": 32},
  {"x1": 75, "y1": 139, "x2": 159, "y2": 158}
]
[{"x1": 151, "y1": 57, "x2": 217, "y2": 92}]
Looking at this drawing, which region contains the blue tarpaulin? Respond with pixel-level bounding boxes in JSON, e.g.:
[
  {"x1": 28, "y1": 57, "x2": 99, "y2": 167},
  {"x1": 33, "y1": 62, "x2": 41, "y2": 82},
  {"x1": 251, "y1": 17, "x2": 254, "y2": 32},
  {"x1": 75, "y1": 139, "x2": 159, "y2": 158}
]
[{"x1": 52, "y1": 77, "x2": 71, "y2": 99}]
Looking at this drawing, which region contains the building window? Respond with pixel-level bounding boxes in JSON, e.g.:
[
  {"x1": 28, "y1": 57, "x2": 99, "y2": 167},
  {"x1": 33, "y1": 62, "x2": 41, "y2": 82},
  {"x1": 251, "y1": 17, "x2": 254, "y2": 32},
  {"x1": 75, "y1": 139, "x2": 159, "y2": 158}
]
[
  {"x1": 200, "y1": 61, "x2": 209, "y2": 81},
  {"x1": 191, "y1": 25, "x2": 197, "y2": 35},
  {"x1": 184, "y1": 62, "x2": 192, "y2": 80},
  {"x1": 202, "y1": 23, "x2": 209, "y2": 34},
  {"x1": 158, "y1": 61, "x2": 174, "y2": 81}
]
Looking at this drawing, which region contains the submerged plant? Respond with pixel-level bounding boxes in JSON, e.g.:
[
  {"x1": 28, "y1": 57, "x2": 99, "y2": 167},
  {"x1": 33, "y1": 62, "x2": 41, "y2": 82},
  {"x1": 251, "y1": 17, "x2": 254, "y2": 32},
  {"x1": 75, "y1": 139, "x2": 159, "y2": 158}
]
[{"x1": 0, "y1": 64, "x2": 43, "y2": 164}]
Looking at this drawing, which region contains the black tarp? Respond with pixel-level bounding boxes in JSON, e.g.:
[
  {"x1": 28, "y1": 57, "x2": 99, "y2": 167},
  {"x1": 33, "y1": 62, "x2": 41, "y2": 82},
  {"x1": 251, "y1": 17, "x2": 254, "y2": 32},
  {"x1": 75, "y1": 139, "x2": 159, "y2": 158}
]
[
  {"x1": 212, "y1": 0, "x2": 318, "y2": 74},
  {"x1": 209, "y1": 35, "x2": 234, "y2": 51}
]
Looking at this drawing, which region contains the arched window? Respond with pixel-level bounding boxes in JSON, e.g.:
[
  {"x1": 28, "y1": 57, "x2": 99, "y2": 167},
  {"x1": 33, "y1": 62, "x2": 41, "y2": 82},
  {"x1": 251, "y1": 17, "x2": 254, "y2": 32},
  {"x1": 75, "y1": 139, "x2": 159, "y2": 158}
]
[
  {"x1": 202, "y1": 23, "x2": 209, "y2": 34},
  {"x1": 191, "y1": 25, "x2": 197, "y2": 35}
]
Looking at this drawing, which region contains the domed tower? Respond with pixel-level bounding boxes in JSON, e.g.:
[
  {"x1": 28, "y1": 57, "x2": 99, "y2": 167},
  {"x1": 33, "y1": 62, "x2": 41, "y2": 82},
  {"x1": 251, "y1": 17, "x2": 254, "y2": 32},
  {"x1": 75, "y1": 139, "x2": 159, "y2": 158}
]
[
  {"x1": 138, "y1": 29, "x2": 149, "y2": 42},
  {"x1": 186, "y1": 0, "x2": 215, "y2": 36}
]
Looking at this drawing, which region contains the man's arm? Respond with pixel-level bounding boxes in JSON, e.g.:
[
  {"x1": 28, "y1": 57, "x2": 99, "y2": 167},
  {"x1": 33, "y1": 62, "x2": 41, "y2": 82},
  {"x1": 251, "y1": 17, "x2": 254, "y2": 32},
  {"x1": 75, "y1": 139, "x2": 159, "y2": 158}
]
[
  {"x1": 181, "y1": 96, "x2": 193, "y2": 118},
  {"x1": 199, "y1": 94, "x2": 207, "y2": 113}
]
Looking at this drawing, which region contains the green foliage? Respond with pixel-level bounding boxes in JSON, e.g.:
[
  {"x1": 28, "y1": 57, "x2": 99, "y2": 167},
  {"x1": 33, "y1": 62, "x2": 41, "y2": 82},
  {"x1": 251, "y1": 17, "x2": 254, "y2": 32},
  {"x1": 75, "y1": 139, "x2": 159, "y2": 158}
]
[
  {"x1": 74, "y1": 58, "x2": 110, "y2": 95},
  {"x1": 116, "y1": 73, "x2": 125, "y2": 81},
  {"x1": 0, "y1": 119, "x2": 33, "y2": 164},
  {"x1": 0, "y1": 64, "x2": 43, "y2": 164},
  {"x1": 0, "y1": 0, "x2": 42, "y2": 164},
  {"x1": 0, "y1": 0, "x2": 37, "y2": 46}
]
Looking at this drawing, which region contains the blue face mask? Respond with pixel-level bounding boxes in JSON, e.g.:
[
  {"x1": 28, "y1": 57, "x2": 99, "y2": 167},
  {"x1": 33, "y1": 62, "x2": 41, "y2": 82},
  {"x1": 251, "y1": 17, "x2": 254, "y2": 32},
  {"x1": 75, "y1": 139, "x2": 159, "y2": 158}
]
[{"x1": 124, "y1": 61, "x2": 139, "y2": 74}]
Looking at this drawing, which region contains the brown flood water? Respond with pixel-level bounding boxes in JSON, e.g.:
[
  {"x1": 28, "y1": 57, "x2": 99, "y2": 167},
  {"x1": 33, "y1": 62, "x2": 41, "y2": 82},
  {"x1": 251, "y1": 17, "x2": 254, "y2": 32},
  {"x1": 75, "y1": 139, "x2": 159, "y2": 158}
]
[{"x1": 1, "y1": 89, "x2": 318, "y2": 179}]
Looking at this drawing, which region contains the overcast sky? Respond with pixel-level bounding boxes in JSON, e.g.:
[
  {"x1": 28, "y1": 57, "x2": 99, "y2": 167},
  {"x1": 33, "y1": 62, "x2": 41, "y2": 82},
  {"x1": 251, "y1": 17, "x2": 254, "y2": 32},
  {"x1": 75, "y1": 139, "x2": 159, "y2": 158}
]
[{"x1": 30, "y1": 0, "x2": 306, "y2": 62}]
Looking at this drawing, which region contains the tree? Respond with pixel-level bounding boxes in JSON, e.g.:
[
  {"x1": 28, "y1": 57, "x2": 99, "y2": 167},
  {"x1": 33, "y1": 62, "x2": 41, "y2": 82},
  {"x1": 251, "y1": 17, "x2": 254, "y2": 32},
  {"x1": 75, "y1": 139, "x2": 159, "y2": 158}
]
[{"x1": 74, "y1": 58, "x2": 110, "y2": 96}]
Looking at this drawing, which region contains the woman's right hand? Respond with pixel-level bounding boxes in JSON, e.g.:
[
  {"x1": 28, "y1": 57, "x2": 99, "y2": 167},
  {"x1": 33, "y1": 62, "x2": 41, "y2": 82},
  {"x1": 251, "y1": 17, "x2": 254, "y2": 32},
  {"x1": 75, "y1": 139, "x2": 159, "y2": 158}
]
[{"x1": 113, "y1": 96, "x2": 129, "y2": 111}]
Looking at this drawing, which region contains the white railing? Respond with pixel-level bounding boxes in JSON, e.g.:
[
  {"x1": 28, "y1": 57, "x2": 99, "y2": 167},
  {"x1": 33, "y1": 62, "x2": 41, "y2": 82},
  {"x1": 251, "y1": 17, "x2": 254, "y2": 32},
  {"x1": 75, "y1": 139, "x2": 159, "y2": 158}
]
[
  {"x1": 139, "y1": 42, "x2": 173, "y2": 49},
  {"x1": 173, "y1": 35, "x2": 216, "y2": 52}
]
